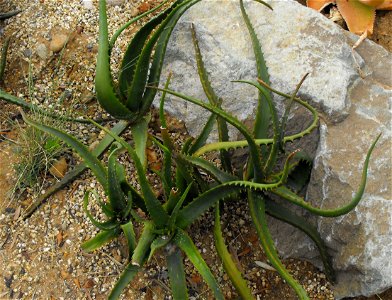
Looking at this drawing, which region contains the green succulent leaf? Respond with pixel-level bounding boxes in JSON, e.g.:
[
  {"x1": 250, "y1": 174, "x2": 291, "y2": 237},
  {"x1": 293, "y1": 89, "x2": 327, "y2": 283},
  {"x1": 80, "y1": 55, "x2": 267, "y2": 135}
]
[
  {"x1": 149, "y1": 235, "x2": 172, "y2": 261},
  {"x1": 191, "y1": 23, "x2": 232, "y2": 171},
  {"x1": 127, "y1": 0, "x2": 200, "y2": 112},
  {"x1": 90, "y1": 119, "x2": 170, "y2": 228},
  {"x1": 108, "y1": 144, "x2": 128, "y2": 212},
  {"x1": 240, "y1": 0, "x2": 272, "y2": 144},
  {"x1": 132, "y1": 222, "x2": 155, "y2": 266},
  {"x1": 96, "y1": 0, "x2": 135, "y2": 120},
  {"x1": 188, "y1": 113, "x2": 217, "y2": 155},
  {"x1": 248, "y1": 191, "x2": 309, "y2": 299},
  {"x1": 167, "y1": 246, "x2": 188, "y2": 300},
  {"x1": 92, "y1": 189, "x2": 114, "y2": 218},
  {"x1": 130, "y1": 114, "x2": 150, "y2": 170},
  {"x1": 154, "y1": 87, "x2": 264, "y2": 181},
  {"x1": 174, "y1": 229, "x2": 224, "y2": 300},
  {"x1": 83, "y1": 191, "x2": 119, "y2": 230},
  {"x1": 21, "y1": 111, "x2": 108, "y2": 189},
  {"x1": 265, "y1": 200, "x2": 335, "y2": 282},
  {"x1": 169, "y1": 184, "x2": 193, "y2": 230},
  {"x1": 214, "y1": 205, "x2": 253, "y2": 299},
  {"x1": 121, "y1": 220, "x2": 137, "y2": 256},
  {"x1": 117, "y1": 7, "x2": 170, "y2": 100},
  {"x1": 109, "y1": 0, "x2": 169, "y2": 51},
  {"x1": 108, "y1": 263, "x2": 141, "y2": 300},
  {"x1": 81, "y1": 227, "x2": 121, "y2": 252},
  {"x1": 180, "y1": 154, "x2": 237, "y2": 183},
  {"x1": 176, "y1": 183, "x2": 242, "y2": 228}
]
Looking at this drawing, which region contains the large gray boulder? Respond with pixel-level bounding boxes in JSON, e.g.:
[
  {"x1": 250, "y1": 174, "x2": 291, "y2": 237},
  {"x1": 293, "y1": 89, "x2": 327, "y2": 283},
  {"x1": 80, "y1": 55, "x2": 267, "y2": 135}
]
[{"x1": 156, "y1": 0, "x2": 392, "y2": 298}]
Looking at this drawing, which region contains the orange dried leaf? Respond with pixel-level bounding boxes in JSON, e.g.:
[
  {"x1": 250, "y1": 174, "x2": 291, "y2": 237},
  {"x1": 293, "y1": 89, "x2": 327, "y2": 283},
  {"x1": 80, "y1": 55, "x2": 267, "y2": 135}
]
[
  {"x1": 336, "y1": 0, "x2": 376, "y2": 34},
  {"x1": 307, "y1": 0, "x2": 335, "y2": 11},
  {"x1": 376, "y1": 0, "x2": 392, "y2": 9},
  {"x1": 73, "y1": 278, "x2": 81, "y2": 289}
]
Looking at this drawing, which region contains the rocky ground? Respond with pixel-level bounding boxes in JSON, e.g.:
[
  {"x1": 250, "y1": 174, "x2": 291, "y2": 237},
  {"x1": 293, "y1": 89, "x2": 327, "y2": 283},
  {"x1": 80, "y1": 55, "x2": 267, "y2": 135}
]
[{"x1": 0, "y1": 0, "x2": 391, "y2": 299}]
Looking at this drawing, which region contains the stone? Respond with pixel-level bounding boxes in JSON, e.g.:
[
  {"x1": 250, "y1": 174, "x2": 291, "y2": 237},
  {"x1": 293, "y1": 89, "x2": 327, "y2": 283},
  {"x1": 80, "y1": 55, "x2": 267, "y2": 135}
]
[
  {"x1": 35, "y1": 43, "x2": 48, "y2": 60},
  {"x1": 107, "y1": 0, "x2": 125, "y2": 6},
  {"x1": 157, "y1": 0, "x2": 392, "y2": 298},
  {"x1": 81, "y1": 0, "x2": 94, "y2": 10},
  {"x1": 49, "y1": 33, "x2": 68, "y2": 53}
]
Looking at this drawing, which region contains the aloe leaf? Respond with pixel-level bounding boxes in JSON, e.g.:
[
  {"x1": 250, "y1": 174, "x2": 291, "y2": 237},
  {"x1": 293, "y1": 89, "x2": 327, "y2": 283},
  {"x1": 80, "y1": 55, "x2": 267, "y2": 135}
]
[
  {"x1": 188, "y1": 113, "x2": 217, "y2": 155},
  {"x1": 121, "y1": 220, "x2": 137, "y2": 256},
  {"x1": 23, "y1": 120, "x2": 130, "y2": 219},
  {"x1": 167, "y1": 246, "x2": 188, "y2": 300},
  {"x1": 174, "y1": 229, "x2": 224, "y2": 300},
  {"x1": 154, "y1": 87, "x2": 264, "y2": 181},
  {"x1": 286, "y1": 153, "x2": 313, "y2": 193},
  {"x1": 90, "y1": 119, "x2": 170, "y2": 228},
  {"x1": 180, "y1": 154, "x2": 237, "y2": 183},
  {"x1": 176, "y1": 183, "x2": 242, "y2": 228},
  {"x1": 22, "y1": 111, "x2": 108, "y2": 189},
  {"x1": 279, "y1": 73, "x2": 309, "y2": 151},
  {"x1": 108, "y1": 145, "x2": 128, "y2": 212},
  {"x1": 132, "y1": 222, "x2": 155, "y2": 266},
  {"x1": 130, "y1": 114, "x2": 150, "y2": 169},
  {"x1": 82, "y1": 227, "x2": 120, "y2": 252},
  {"x1": 150, "y1": 135, "x2": 173, "y2": 196},
  {"x1": 159, "y1": 71, "x2": 173, "y2": 129},
  {"x1": 108, "y1": 263, "x2": 141, "y2": 300},
  {"x1": 248, "y1": 191, "x2": 309, "y2": 299},
  {"x1": 240, "y1": 0, "x2": 272, "y2": 144},
  {"x1": 83, "y1": 191, "x2": 119, "y2": 230},
  {"x1": 164, "y1": 188, "x2": 180, "y2": 214},
  {"x1": 169, "y1": 184, "x2": 193, "y2": 230},
  {"x1": 265, "y1": 200, "x2": 335, "y2": 282},
  {"x1": 92, "y1": 190, "x2": 114, "y2": 218},
  {"x1": 96, "y1": 0, "x2": 135, "y2": 120},
  {"x1": 272, "y1": 134, "x2": 380, "y2": 217},
  {"x1": 109, "y1": 0, "x2": 170, "y2": 51},
  {"x1": 233, "y1": 80, "x2": 279, "y2": 177},
  {"x1": 149, "y1": 235, "x2": 172, "y2": 261},
  {"x1": 139, "y1": 0, "x2": 201, "y2": 115},
  {"x1": 159, "y1": 75, "x2": 176, "y2": 192},
  {"x1": 129, "y1": 0, "x2": 200, "y2": 113},
  {"x1": 118, "y1": 5, "x2": 171, "y2": 100},
  {"x1": 257, "y1": 78, "x2": 319, "y2": 143},
  {"x1": 191, "y1": 23, "x2": 232, "y2": 171},
  {"x1": 214, "y1": 205, "x2": 253, "y2": 299}
]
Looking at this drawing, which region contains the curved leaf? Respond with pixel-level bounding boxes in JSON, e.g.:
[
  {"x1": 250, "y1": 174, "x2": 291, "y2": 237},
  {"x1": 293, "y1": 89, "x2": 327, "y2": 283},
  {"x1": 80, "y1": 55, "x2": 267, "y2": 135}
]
[
  {"x1": 108, "y1": 263, "x2": 141, "y2": 300},
  {"x1": 22, "y1": 111, "x2": 108, "y2": 189},
  {"x1": 167, "y1": 246, "x2": 188, "y2": 300},
  {"x1": 214, "y1": 205, "x2": 253, "y2": 299},
  {"x1": 81, "y1": 227, "x2": 120, "y2": 252},
  {"x1": 248, "y1": 191, "x2": 309, "y2": 299},
  {"x1": 96, "y1": 0, "x2": 135, "y2": 120},
  {"x1": 174, "y1": 229, "x2": 224, "y2": 300}
]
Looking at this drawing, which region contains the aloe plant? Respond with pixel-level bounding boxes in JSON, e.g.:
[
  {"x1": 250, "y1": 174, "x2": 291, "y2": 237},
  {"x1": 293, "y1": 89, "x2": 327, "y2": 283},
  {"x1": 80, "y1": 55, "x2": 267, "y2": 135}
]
[
  {"x1": 152, "y1": 1, "x2": 380, "y2": 298},
  {"x1": 21, "y1": 85, "x2": 240, "y2": 299},
  {"x1": 95, "y1": 0, "x2": 200, "y2": 121}
]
